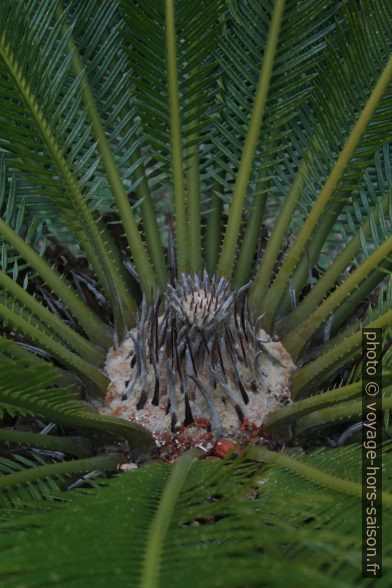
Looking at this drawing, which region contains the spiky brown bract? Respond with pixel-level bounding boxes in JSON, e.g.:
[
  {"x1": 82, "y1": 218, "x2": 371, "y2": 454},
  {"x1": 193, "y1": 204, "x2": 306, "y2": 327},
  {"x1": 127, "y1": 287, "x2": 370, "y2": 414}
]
[
  {"x1": 103, "y1": 273, "x2": 294, "y2": 454},
  {"x1": 0, "y1": 0, "x2": 391, "y2": 586}
]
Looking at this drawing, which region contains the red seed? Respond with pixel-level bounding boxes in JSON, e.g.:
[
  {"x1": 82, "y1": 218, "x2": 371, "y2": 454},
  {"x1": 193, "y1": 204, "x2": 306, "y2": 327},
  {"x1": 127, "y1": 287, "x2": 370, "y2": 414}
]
[
  {"x1": 212, "y1": 439, "x2": 236, "y2": 458},
  {"x1": 194, "y1": 417, "x2": 211, "y2": 430}
]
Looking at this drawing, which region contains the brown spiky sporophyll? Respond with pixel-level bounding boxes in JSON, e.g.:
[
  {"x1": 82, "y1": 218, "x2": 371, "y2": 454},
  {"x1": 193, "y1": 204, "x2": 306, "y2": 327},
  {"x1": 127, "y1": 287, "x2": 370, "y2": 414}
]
[
  {"x1": 103, "y1": 273, "x2": 294, "y2": 458},
  {"x1": 0, "y1": 0, "x2": 391, "y2": 586}
]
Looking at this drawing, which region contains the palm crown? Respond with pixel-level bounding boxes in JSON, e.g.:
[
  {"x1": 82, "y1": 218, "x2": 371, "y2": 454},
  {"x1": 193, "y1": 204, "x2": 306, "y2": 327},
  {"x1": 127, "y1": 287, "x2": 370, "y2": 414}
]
[{"x1": 0, "y1": 0, "x2": 391, "y2": 586}]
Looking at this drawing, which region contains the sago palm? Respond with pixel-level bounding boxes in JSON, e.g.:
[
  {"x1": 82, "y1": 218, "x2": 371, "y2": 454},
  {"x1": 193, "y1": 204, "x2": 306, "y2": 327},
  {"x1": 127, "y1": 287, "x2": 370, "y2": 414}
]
[{"x1": 0, "y1": 0, "x2": 391, "y2": 586}]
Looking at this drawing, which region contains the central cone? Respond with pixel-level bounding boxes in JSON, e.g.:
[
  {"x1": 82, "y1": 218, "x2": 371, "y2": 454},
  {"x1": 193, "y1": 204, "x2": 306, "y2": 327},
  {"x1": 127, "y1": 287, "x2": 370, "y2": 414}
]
[{"x1": 101, "y1": 273, "x2": 295, "y2": 459}]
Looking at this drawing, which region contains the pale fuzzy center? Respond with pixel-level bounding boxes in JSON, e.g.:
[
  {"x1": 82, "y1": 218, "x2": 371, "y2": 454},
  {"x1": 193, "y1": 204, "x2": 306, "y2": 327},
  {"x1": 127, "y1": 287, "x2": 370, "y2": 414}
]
[{"x1": 101, "y1": 323, "x2": 296, "y2": 455}]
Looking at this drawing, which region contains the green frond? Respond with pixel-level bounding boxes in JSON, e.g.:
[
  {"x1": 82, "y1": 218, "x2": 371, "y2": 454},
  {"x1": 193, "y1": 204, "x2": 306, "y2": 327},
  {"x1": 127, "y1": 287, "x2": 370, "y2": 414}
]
[
  {"x1": 212, "y1": 0, "x2": 346, "y2": 283},
  {"x1": 0, "y1": 0, "x2": 135, "y2": 335},
  {"x1": 324, "y1": 258, "x2": 392, "y2": 337},
  {"x1": 277, "y1": 143, "x2": 392, "y2": 319},
  {"x1": 56, "y1": 0, "x2": 162, "y2": 296},
  {"x1": 0, "y1": 159, "x2": 112, "y2": 345},
  {"x1": 0, "y1": 454, "x2": 63, "y2": 508},
  {"x1": 217, "y1": 0, "x2": 285, "y2": 279},
  {"x1": 121, "y1": 0, "x2": 225, "y2": 274},
  {"x1": 0, "y1": 444, "x2": 392, "y2": 586},
  {"x1": 0, "y1": 335, "x2": 70, "y2": 379},
  {"x1": 0, "y1": 357, "x2": 154, "y2": 454},
  {"x1": 0, "y1": 2, "x2": 391, "y2": 584},
  {"x1": 292, "y1": 310, "x2": 391, "y2": 395},
  {"x1": 258, "y1": 54, "x2": 392, "y2": 328},
  {"x1": 284, "y1": 235, "x2": 391, "y2": 359},
  {"x1": 121, "y1": 0, "x2": 223, "y2": 173},
  {"x1": 95, "y1": 0, "x2": 173, "y2": 279},
  {"x1": 0, "y1": 453, "x2": 124, "y2": 509},
  {"x1": 205, "y1": 178, "x2": 224, "y2": 275},
  {"x1": 281, "y1": 166, "x2": 391, "y2": 334},
  {"x1": 0, "y1": 404, "x2": 30, "y2": 420},
  {"x1": 294, "y1": 387, "x2": 392, "y2": 437},
  {"x1": 211, "y1": 0, "x2": 343, "y2": 192},
  {"x1": 0, "y1": 428, "x2": 93, "y2": 458},
  {"x1": 0, "y1": 297, "x2": 109, "y2": 392},
  {"x1": 264, "y1": 380, "x2": 362, "y2": 436},
  {"x1": 165, "y1": 0, "x2": 189, "y2": 273},
  {"x1": 0, "y1": 271, "x2": 104, "y2": 365},
  {"x1": 0, "y1": 157, "x2": 46, "y2": 287},
  {"x1": 250, "y1": 0, "x2": 392, "y2": 320}
]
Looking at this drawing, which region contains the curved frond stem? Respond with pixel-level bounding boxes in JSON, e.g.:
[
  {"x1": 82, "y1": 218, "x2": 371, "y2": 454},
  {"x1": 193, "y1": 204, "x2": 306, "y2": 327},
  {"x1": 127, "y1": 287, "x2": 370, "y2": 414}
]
[
  {"x1": 141, "y1": 448, "x2": 201, "y2": 588},
  {"x1": 295, "y1": 391, "x2": 392, "y2": 437},
  {"x1": 312, "y1": 317, "x2": 362, "y2": 360},
  {"x1": 283, "y1": 189, "x2": 391, "y2": 334},
  {"x1": 129, "y1": 150, "x2": 168, "y2": 290},
  {"x1": 56, "y1": 2, "x2": 159, "y2": 297},
  {"x1": 217, "y1": 0, "x2": 285, "y2": 280},
  {"x1": 81, "y1": 232, "x2": 136, "y2": 340},
  {"x1": 0, "y1": 336, "x2": 77, "y2": 387},
  {"x1": 0, "y1": 218, "x2": 112, "y2": 347},
  {"x1": 284, "y1": 236, "x2": 392, "y2": 359},
  {"x1": 0, "y1": 367, "x2": 155, "y2": 452},
  {"x1": 205, "y1": 179, "x2": 223, "y2": 276},
  {"x1": 260, "y1": 56, "x2": 392, "y2": 330},
  {"x1": 0, "y1": 271, "x2": 104, "y2": 366},
  {"x1": 0, "y1": 428, "x2": 93, "y2": 458},
  {"x1": 0, "y1": 453, "x2": 124, "y2": 492},
  {"x1": 326, "y1": 259, "x2": 392, "y2": 338},
  {"x1": 276, "y1": 197, "x2": 348, "y2": 319},
  {"x1": 165, "y1": 0, "x2": 188, "y2": 274},
  {"x1": 0, "y1": 32, "x2": 134, "y2": 337},
  {"x1": 0, "y1": 302, "x2": 109, "y2": 393},
  {"x1": 0, "y1": 336, "x2": 51, "y2": 365},
  {"x1": 245, "y1": 446, "x2": 392, "y2": 505},
  {"x1": 264, "y1": 381, "x2": 362, "y2": 431},
  {"x1": 233, "y1": 183, "x2": 268, "y2": 287},
  {"x1": 292, "y1": 311, "x2": 392, "y2": 395},
  {"x1": 186, "y1": 113, "x2": 202, "y2": 274},
  {"x1": 249, "y1": 155, "x2": 309, "y2": 310}
]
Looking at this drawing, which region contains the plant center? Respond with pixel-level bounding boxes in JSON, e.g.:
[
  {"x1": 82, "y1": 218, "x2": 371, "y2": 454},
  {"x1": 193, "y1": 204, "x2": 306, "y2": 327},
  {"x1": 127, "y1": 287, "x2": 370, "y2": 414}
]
[{"x1": 101, "y1": 273, "x2": 296, "y2": 459}]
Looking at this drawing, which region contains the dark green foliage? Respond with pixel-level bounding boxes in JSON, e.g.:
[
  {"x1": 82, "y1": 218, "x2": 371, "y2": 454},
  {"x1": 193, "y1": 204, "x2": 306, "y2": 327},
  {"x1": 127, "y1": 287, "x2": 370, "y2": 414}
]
[
  {"x1": 0, "y1": 0, "x2": 390, "y2": 585},
  {"x1": 0, "y1": 445, "x2": 391, "y2": 587}
]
